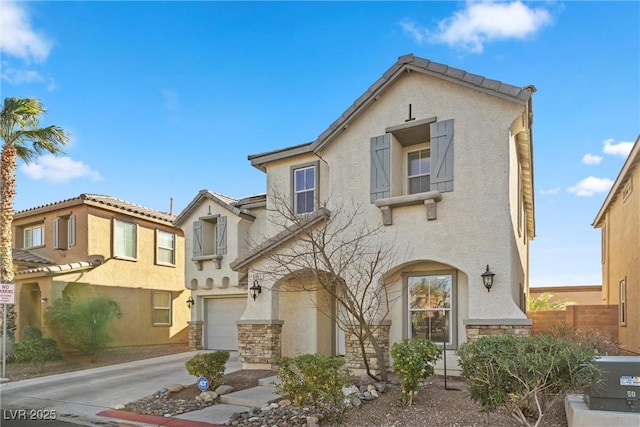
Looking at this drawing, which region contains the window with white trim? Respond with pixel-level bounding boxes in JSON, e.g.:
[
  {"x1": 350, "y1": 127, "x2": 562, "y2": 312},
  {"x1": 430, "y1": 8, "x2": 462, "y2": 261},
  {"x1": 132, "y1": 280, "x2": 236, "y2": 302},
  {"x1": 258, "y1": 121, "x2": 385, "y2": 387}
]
[
  {"x1": 156, "y1": 230, "x2": 175, "y2": 266},
  {"x1": 619, "y1": 278, "x2": 627, "y2": 326},
  {"x1": 407, "y1": 148, "x2": 431, "y2": 194},
  {"x1": 293, "y1": 164, "x2": 316, "y2": 214},
  {"x1": 406, "y1": 273, "x2": 454, "y2": 346},
  {"x1": 152, "y1": 291, "x2": 172, "y2": 325},
  {"x1": 23, "y1": 224, "x2": 44, "y2": 248},
  {"x1": 114, "y1": 219, "x2": 137, "y2": 259}
]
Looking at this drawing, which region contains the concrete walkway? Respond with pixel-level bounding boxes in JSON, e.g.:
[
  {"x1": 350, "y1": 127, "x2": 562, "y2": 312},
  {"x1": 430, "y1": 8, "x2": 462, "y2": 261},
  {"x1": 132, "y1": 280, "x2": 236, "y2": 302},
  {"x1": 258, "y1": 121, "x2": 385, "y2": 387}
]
[{"x1": 0, "y1": 351, "x2": 281, "y2": 427}]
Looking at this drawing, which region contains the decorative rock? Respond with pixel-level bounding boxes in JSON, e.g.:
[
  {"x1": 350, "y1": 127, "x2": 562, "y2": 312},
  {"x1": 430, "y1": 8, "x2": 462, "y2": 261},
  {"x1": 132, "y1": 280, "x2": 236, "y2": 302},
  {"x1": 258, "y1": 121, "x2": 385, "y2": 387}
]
[
  {"x1": 370, "y1": 389, "x2": 379, "y2": 398},
  {"x1": 166, "y1": 384, "x2": 184, "y2": 393},
  {"x1": 359, "y1": 374, "x2": 376, "y2": 386},
  {"x1": 199, "y1": 391, "x2": 218, "y2": 402},
  {"x1": 342, "y1": 385, "x2": 359, "y2": 396},
  {"x1": 350, "y1": 395, "x2": 362, "y2": 406},
  {"x1": 362, "y1": 391, "x2": 374, "y2": 401},
  {"x1": 374, "y1": 382, "x2": 387, "y2": 393},
  {"x1": 279, "y1": 399, "x2": 291, "y2": 407},
  {"x1": 306, "y1": 414, "x2": 319, "y2": 426},
  {"x1": 215, "y1": 384, "x2": 235, "y2": 395},
  {"x1": 113, "y1": 404, "x2": 125, "y2": 410}
]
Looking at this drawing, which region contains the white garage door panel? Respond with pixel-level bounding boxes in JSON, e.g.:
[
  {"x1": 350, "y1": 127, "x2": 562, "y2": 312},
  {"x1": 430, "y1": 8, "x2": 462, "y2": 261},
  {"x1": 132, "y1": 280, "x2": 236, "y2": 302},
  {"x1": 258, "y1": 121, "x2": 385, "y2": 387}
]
[{"x1": 205, "y1": 297, "x2": 246, "y2": 350}]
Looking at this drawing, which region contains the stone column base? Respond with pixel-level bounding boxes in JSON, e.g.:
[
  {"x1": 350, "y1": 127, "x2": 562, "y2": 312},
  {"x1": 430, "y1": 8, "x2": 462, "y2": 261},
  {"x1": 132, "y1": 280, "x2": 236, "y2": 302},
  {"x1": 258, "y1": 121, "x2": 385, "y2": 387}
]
[
  {"x1": 237, "y1": 320, "x2": 283, "y2": 369},
  {"x1": 344, "y1": 321, "x2": 391, "y2": 376},
  {"x1": 463, "y1": 318, "x2": 532, "y2": 342},
  {"x1": 188, "y1": 321, "x2": 203, "y2": 350}
]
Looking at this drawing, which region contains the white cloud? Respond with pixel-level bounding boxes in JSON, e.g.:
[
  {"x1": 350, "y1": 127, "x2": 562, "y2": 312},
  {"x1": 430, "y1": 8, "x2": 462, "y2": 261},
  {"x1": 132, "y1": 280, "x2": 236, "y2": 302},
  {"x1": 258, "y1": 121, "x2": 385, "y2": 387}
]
[
  {"x1": 602, "y1": 138, "x2": 633, "y2": 157},
  {"x1": 539, "y1": 187, "x2": 560, "y2": 195},
  {"x1": 0, "y1": 67, "x2": 44, "y2": 84},
  {"x1": 20, "y1": 155, "x2": 102, "y2": 183},
  {"x1": 568, "y1": 176, "x2": 613, "y2": 197},
  {"x1": 0, "y1": 1, "x2": 52, "y2": 62},
  {"x1": 403, "y1": 1, "x2": 553, "y2": 53},
  {"x1": 582, "y1": 153, "x2": 603, "y2": 165}
]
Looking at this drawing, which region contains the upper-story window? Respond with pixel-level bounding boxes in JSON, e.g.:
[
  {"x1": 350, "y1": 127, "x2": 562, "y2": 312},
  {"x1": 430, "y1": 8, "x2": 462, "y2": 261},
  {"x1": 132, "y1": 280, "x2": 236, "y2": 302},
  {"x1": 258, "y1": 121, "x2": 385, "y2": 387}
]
[
  {"x1": 193, "y1": 214, "x2": 227, "y2": 267},
  {"x1": 293, "y1": 163, "x2": 317, "y2": 214},
  {"x1": 407, "y1": 148, "x2": 431, "y2": 194},
  {"x1": 156, "y1": 230, "x2": 176, "y2": 266},
  {"x1": 114, "y1": 219, "x2": 137, "y2": 259},
  {"x1": 54, "y1": 215, "x2": 76, "y2": 250},
  {"x1": 23, "y1": 224, "x2": 44, "y2": 248}
]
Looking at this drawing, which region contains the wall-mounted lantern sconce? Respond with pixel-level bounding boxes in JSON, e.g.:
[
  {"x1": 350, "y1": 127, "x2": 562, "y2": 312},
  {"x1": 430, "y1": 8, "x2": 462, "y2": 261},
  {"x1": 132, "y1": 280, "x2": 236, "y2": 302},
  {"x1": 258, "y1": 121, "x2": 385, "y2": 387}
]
[
  {"x1": 481, "y1": 265, "x2": 495, "y2": 292},
  {"x1": 40, "y1": 297, "x2": 48, "y2": 303},
  {"x1": 186, "y1": 296, "x2": 195, "y2": 309},
  {"x1": 250, "y1": 280, "x2": 262, "y2": 301}
]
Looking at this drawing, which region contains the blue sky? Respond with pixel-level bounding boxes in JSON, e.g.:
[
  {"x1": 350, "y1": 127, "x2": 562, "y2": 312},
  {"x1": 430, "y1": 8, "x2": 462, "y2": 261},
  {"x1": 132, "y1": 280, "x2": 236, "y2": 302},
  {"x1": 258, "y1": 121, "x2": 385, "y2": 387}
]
[{"x1": 1, "y1": 1, "x2": 638, "y2": 286}]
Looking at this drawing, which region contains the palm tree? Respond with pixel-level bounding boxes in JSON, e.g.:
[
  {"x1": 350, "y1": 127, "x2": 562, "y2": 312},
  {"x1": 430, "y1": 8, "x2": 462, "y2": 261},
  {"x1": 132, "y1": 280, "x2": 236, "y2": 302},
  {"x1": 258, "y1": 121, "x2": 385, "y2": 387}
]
[{"x1": 0, "y1": 97, "x2": 69, "y2": 339}]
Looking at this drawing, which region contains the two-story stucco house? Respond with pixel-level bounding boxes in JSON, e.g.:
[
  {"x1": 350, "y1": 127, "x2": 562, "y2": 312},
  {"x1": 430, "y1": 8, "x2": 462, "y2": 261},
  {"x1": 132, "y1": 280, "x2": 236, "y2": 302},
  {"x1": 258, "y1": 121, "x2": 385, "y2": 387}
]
[
  {"x1": 593, "y1": 136, "x2": 639, "y2": 355},
  {"x1": 12, "y1": 193, "x2": 189, "y2": 348},
  {"x1": 184, "y1": 54, "x2": 536, "y2": 373}
]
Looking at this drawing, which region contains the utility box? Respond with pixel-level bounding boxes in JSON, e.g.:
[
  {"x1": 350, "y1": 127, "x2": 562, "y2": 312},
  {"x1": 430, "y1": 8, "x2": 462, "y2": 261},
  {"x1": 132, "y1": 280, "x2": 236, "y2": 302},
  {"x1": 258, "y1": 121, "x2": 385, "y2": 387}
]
[{"x1": 585, "y1": 356, "x2": 640, "y2": 412}]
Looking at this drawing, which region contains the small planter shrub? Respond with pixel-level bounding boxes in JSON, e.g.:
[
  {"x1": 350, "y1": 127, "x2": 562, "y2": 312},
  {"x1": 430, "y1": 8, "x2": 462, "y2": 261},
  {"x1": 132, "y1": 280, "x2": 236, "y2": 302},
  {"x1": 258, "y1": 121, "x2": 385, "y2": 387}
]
[
  {"x1": 185, "y1": 351, "x2": 230, "y2": 390},
  {"x1": 11, "y1": 326, "x2": 61, "y2": 372},
  {"x1": 546, "y1": 324, "x2": 619, "y2": 355},
  {"x1": 457, "y1": 334, "x2": 601, "y2": 427},
  {"x1": 275, "y1": 353, "x2": 350, "y2": 410},
  {"x1": 390, "y1": 337, "x2": 442, "y2": 405}
]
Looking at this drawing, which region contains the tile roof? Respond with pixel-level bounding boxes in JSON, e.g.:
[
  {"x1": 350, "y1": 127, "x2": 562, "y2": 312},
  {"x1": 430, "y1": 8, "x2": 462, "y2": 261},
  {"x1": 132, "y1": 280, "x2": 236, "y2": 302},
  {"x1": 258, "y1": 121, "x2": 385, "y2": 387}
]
[
  {"x1": 15, "y1": 193, "x2": 175, "y2": 223},
  {"x1": 14, "y1": 260, "x2": 99, "y2": 277},
  {"x1": 12, "y1": 249, "x2": 55, "y2": 265},
  {"x1": 174, "y1": 190, "x2": 259, "y2": 226}
]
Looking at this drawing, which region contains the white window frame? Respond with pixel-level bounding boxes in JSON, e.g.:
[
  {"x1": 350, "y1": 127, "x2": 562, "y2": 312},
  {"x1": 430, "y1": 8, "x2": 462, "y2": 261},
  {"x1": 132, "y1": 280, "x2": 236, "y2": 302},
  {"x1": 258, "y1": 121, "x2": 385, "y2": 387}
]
[
  {"x1": 404, "y1": 270, "x2": 457, "y2": 349},
  {"x1": 156, "y1": 229, "x2": 176, "y2": 266},
  {"x1": 152, "y1": 291, "x2": 172, "y2": 326},
  {"x1": 113, "y1": 219, "x2": 137, "y2": 260},
  {"x1": 292, "y1": 162, "x2": 318, "y2": 214},
  {"x1": 54, "y1": 215, "x2": 76, "y2": 250},
  {"x1": 619, "y1": 278, "x2": 627, "y2": 326},
  {"x1": 23, "y1": 224, "x2": 44, "y2": 248},
  {"x1": 407, "y1": 147, "x2": 431, "y2": 195}
]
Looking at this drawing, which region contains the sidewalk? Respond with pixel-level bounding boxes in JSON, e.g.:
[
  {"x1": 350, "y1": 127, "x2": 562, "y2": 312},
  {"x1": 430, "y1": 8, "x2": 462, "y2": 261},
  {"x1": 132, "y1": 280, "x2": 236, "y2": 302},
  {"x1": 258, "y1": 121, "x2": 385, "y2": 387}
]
[{"x1": 1, "y1": 350, "x2": 279, "y2": 427}]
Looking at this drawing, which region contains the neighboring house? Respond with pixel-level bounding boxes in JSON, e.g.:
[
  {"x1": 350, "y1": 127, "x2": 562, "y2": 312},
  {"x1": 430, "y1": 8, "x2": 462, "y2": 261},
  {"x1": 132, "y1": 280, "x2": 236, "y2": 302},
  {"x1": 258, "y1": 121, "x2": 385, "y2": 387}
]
[
  {"x1": 12, "y1": 193, "x2": 189, "y2": 347},
  {"x1": 593, "y1": 136, "x2": 639, "y2": 355},
  {"x1": 174, "y1": 190, "x2": 266, "y2": 351},
  {"x1": 183, "y1": 54, "x2": 537, "y2": 372}
]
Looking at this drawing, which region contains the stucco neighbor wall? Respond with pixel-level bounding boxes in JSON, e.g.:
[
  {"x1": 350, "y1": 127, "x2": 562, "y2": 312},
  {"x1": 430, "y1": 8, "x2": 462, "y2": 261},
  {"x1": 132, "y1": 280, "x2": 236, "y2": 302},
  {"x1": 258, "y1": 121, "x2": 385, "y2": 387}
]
[{"x1": 599, "y1": 158, "x2": 639, "y2": 355}]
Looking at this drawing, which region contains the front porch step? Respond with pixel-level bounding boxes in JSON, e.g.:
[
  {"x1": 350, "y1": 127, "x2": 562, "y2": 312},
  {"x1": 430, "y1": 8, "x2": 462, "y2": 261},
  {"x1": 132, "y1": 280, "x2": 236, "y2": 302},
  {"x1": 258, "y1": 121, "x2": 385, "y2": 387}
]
[{"x1": 220, "y1": 386, "x2": 280, "y2": 407}]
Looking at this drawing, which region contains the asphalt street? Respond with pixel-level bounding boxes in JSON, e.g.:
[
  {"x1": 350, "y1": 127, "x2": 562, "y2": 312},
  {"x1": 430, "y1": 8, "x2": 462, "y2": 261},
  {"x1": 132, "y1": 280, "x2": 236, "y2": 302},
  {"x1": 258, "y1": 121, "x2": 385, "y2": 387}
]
[{"x1": 0, "y1": 350, "x2": 222, "y2": 426}]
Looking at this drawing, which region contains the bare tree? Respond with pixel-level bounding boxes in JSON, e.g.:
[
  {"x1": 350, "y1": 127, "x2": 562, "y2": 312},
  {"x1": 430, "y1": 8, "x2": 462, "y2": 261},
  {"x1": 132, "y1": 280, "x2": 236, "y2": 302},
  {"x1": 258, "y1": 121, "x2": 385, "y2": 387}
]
[{"x1": 259, "y1": 191, "x2": 403, "y2": 382}]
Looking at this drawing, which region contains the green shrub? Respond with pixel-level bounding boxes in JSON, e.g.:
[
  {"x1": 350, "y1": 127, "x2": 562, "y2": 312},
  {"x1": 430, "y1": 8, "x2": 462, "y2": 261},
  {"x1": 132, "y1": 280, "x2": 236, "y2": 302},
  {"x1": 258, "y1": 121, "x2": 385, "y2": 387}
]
[
  {"x1": 275, "y1": 353, "x2": 350, "y2": 410},
  {"x1": 12, "y1": 326, "x2": 61, "y2": 371},
  {"x1": 44, "y1": 296, "x2": 122, "y2": 362},
  {"x1": 185, "y1": 351, "x2": 230, "y2": 390},
  {"x1": 390, "y1": 338, "x2": 442, "y2": 405},
  {"x1": 457, "y1": 334, "x2": 601, "y2": 426},
  {"x1": 545, "y1": 324, "x2": 619, "y2": 355}
]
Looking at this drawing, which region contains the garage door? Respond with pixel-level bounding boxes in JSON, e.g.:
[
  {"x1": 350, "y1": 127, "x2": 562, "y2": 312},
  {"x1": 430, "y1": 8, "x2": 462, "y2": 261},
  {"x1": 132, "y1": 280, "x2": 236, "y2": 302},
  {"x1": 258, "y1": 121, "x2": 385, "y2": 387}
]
[{"x1": 204, "y1": 297, "x2": 246, "y2": 350}]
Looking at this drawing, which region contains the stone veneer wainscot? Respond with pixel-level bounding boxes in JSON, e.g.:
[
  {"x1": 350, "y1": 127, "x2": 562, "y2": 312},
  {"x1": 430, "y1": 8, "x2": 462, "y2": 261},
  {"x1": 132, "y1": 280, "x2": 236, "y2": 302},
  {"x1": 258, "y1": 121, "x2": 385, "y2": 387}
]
[
  {"x1": 237, "y1": 320, "x2": 284, "y2": 368},
  {"x1": 344, "y1": 321, "x2": 391, "y2": 375}
]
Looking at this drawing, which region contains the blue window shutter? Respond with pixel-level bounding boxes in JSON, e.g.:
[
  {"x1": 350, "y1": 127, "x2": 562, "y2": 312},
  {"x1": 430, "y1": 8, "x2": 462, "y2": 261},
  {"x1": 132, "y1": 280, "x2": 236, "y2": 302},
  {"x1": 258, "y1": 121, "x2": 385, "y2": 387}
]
[
  {"x1": 430, "y1": 119, "x2": 454, "y2": 192},
  {"x1": 68, "y1": 215, "x2": 76, "y2": 247},
  {"x1": 216, "y1": 216, "x2": 227, "y2": 255},
  {"x1": 370, "y1": 134, "x2": 391, "y2": 202},
  {"x1": 193, "y1": 220, "x2": 203, "y2": 257},
  {"x1": 53, "y1": 219, "x2": 60, "y2": 249}
]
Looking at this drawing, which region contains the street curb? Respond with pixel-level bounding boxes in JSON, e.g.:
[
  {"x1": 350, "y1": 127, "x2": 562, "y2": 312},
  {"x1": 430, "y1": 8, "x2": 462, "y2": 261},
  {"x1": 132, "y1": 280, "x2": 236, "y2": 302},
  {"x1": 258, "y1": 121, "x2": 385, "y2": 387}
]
[{"x1": 98, "y1": 409, "x2": 224, "y2": 426}]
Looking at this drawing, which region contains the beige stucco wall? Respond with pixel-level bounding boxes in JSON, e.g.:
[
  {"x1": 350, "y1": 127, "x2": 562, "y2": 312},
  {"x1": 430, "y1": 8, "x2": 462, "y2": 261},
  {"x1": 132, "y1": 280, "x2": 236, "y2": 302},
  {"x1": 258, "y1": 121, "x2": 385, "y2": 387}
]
[{"x1": 600, "y1": 166, "x2": 639, "y2": 355}]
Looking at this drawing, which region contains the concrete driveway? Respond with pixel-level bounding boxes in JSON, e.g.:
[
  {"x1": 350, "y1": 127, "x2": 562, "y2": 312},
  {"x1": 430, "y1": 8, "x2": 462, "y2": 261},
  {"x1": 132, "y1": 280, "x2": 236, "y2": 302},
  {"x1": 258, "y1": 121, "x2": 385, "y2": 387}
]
[{"x1": 0, "y1": 351, "x2": 242, "y2": 426}]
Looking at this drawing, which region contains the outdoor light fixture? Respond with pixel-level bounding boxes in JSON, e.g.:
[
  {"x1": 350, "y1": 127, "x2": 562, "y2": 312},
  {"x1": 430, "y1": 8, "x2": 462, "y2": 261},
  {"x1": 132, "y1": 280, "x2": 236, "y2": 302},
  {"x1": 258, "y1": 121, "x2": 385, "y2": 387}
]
[
  {"x1": 481, "y1": 265, "x2": 495, "y2": 292},
  {"x1": 250, "y1": 280, "x2": 262, "y2": 301},
  {"x1": 40, "y1": 297, "x2": 48, "y2": 303},
  {"x1": 186, "y1": 296, "x2": 195, "y2": 309}
]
